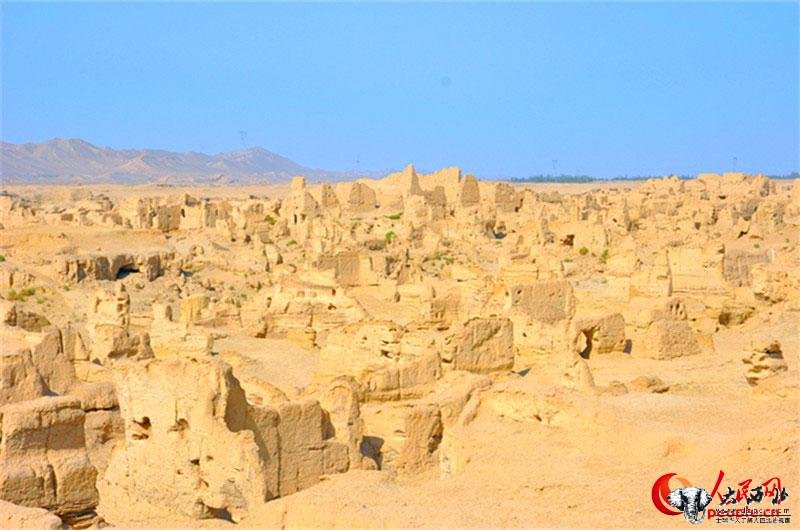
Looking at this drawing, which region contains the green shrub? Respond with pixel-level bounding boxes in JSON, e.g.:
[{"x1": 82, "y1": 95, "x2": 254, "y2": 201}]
[
  {"x1": 0, "y1": 255, "x2": 5, "y2": 262},
  {"x1": 264, "y1": 215, "x2": 277, "y2": 225},
  {"x1": 600, "y1": 249, "x2": 609, "y2": 263},
  {"x1": 6, "y1": 287, "x2": 33, "y2": 301},
  {"x1": 385, "y1": 230, "x2": 396, "y2": 242},
  {"x1": 579, "y1": 247, "x2": 589, "y2": 256},
  {"x1": 287, "y1": 239, "x2": 297, "y2": 246},
  {"x1": 386, "y1": 212, "x2": 402, "y2": 221}
]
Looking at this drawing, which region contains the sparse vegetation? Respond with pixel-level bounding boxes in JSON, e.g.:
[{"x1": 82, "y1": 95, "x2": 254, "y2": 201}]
[
  {"x1": 385, "y1": 230, "x2": 396, "y2": 242},
  {"x1": 0, "y1": 255, "x2": 5, "y2": 262},
  {"x1": 579, "y1": 247, "x2": 589, "y2": 256},
  {"x1": 753, "y1": 243, "x2": 761, "y2": 249},
  {"x1": 7, "y1": 287, "x2": 35, "y2": 301},
  {"x1": 264, "y1": 215, "x2": 277, "y2": 225},
  {"x1": 422, "y1": 252, "x2": 455, "y2": 266},
  {"x1": 287, "y1": 239, "x2": 297, "y2": 246},
  {"x1": 600, "y1": 249, "x2": 609, "y2": 264},
  {"x1": 386, "y1": 212, "x2": 402, "y2": 220},
  {"x1": 505, "y1": 173, "x2": 696, "y2": 183}
]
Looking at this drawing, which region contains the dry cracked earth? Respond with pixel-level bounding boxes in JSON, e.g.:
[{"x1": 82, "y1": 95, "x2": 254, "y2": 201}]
[{"x1": 0, "y1": 168, "x2": 797, "y2": 529}]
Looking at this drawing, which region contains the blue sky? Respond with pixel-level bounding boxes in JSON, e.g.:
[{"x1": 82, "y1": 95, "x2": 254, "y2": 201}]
[{"x1": 2, "y1": 2, "x2": 797, "y2": 178}]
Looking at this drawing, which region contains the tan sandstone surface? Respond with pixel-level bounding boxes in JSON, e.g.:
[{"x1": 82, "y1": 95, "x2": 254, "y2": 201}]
[{"x1": 0, "y1": 169, "x2": 797, "y2": 528}]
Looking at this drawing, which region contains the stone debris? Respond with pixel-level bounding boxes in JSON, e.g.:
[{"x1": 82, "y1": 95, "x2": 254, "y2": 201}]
[
  {"x1": 742, "y1": 341, "x2": 788, "y2": 386},
  {"x1": 0, "y1": 500, "x2": 63, "y2": 530}
]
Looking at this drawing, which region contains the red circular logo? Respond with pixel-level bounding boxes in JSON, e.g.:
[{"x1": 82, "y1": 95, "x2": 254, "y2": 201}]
[{"x1": 652, "y1": 473, "x2": 692, "y2": 515}]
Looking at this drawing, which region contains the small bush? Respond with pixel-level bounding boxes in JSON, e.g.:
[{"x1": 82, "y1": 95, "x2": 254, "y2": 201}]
[
  {"x1": 6, "y1": 287, "x2": 34, "y2": 301},
  {"x1": 287, "y1": 239, "x2": 297, "y2": 246},
  {"x1": 600, "y1": 249, "x2": 609, "y2": 263},
  {"x1": 264, "y1": 215, "x2": 277, "y2": 225},
  {"x1": 579, "y1": 247, "x2": 589, "y2": 256},
  {"x1": 134, "y1": 282, "x2": 144, "y2": 290},
  {"x1": 0, "y1": 255, "x2": 5, "y2": 262},
  {"x1": 386, "y1": 212, "x2": 402, "y2": 221},
  {"x1": 753, "y1": 243, "x2": 760, "y2": 249},
  {"x1": 36, "y1": 297, "x2": 45, "y2": 304},
  {"x1": 385, "y1": 230, "x2": 396, "y2": 242},
  {"x1": 63, "y1": 284, "x2": 71, "y2": 292}
]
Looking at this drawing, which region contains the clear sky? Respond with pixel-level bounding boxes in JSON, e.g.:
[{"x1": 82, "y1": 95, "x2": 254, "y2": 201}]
[{"x1": 2, "y1": 2, "x2": 798, "y2": 178}]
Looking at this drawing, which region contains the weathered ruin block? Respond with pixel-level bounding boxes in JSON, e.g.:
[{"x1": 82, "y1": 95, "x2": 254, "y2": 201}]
[{"x1": 0, "y1": 396, "x2": 98, "y2": 516}]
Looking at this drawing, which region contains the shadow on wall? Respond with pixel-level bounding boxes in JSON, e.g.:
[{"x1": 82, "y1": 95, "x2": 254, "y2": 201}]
[{"x1": 360, "y1": 436, "x2": 384, "y2": 469}]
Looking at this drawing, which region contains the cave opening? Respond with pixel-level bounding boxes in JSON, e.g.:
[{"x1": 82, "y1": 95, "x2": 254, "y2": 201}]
[
  {"x1": 116, "y1": 266, "x2": 139, "y2": 280},
  {"x1": 579, "y1": 329, "x2": 594, "y2": 359}
]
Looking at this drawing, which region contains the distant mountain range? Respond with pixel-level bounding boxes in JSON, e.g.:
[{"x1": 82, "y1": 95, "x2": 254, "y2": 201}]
[{"x1": 0, "y1": 138, "x2": 378, "y2": 184}]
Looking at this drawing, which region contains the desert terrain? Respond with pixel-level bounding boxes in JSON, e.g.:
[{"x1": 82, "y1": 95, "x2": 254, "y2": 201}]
[{"x1": 0, "y1": 168, "x2": 797, "y2": 529}]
